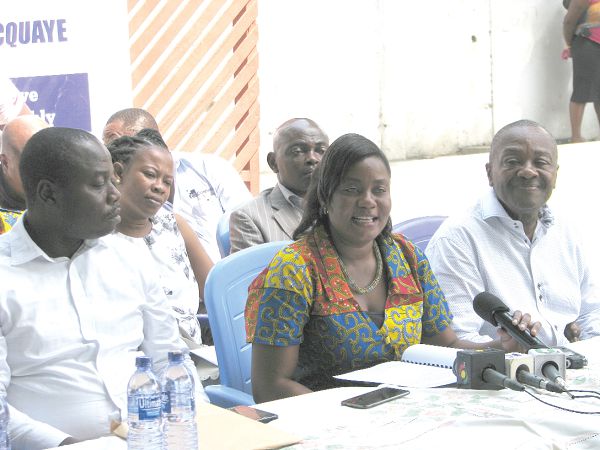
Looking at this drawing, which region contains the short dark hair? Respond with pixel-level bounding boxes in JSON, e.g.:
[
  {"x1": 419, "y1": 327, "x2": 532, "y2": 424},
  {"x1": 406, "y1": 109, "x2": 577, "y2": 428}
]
[
  {"x1": 104, "y1": 108, "x2": 159, "y2": 132},
  {"x1": 490, "y1": 119, "x2": 555, "y2": 161},
  {"x1": 107, "y1": 134, "x2": 168, "y2": 166},
  {"x1": 19, "y1": 127, "x2": 100, "y2": 204},
  {"x1": 293, "y1": 133, "x2": 392, "y2": 240},
  {"x1": 272, "y1": 118, "x2": 327, "y2": 152},
  {"x1": 136, "y1": 128, "x2": 168, "y2": 149}
]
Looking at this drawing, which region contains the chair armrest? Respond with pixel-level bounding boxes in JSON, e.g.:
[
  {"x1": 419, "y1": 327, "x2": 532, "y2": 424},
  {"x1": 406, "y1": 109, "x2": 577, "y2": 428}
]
[{"x1": 205, "y1": 385, "x2": 255, "y2": 408}]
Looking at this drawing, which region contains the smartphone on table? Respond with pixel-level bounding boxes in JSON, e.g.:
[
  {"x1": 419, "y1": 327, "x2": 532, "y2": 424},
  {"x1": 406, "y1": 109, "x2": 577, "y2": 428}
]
[
  {"x1": 228, "y1": 405, "x2": 279, "y2": 423},
  {"x1": 341, "y1": 387, "x2": 410, "y2": 409}
]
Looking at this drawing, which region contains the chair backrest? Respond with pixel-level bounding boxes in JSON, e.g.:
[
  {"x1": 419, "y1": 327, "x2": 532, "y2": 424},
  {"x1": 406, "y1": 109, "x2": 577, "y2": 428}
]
[
  {"x1": 216, "y1": 210, "x2": 232, "y2": 258},
  {"x1": 203, "y1": 240, "x2": 291, "y2": 396},
  {"x1": 392, "y1": 215, "x2": 447, "y2": 251}
]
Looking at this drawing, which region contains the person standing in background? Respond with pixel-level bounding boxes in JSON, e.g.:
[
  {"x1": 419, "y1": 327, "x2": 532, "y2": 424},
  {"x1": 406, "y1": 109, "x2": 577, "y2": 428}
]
[{"x1": 563, "y1": 0, "x2": 600, "y2": 142}]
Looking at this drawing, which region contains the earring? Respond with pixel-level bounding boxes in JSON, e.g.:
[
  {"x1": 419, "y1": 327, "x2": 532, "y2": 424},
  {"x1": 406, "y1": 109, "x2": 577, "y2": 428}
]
[{"x1": 114, "y1": 178, "x2": 120, "y2": 185}]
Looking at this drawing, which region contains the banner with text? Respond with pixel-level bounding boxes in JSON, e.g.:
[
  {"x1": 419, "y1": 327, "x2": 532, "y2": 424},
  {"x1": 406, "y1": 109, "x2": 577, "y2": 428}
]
[{"x1": 0, "y1": 1, "x2": 132, "y2": 135}]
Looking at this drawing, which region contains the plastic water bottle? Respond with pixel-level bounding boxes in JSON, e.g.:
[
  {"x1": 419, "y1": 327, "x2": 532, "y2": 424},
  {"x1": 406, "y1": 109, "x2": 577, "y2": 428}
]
[
  {"x1": 127, "y1": 356, "x2": 163, "y2": 450},
  {"x1": 162, "y1": 350, "x2": 198, "y2": 450},
  {"x1": 0, "y1": 393, "x2": 10, "y2": 450}
]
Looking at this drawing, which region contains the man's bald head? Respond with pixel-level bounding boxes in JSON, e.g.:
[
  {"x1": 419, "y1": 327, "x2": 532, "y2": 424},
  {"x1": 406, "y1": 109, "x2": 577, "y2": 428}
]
[
  {"x1": 0, "y1": 115, "x2": 49, "y2": 202},
  {"x1": 268, "y1": 118, "x2": 329, "y2": 196},
  {"x1": 272, "y1": 118, "x2": 327, "y2": 154},
  {"x1": 102, "y1": 108, "x2": 159, "y2": 145}
]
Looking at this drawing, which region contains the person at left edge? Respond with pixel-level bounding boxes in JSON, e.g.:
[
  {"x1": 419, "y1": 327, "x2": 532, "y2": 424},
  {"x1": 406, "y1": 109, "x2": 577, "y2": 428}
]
[
  {"x1": 0, "y1": 116, "x2": 49, "y2": 234},
  {"x1": 0, "y1": 127, "x2": 206, "y2": 449}
]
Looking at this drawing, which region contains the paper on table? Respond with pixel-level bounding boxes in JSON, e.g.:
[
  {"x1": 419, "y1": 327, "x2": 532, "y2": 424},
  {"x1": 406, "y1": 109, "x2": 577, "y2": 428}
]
[
  {"x1": 197, "y1": 402, "x2": 301, "y2": 450},
  {"x1": 334, "y1": 345, "x2": 459, "y2": 388},
  {"x1": 334, "y1": 360, "x2": 457, "y2": 387},
  {"x1": 111, "y1": 402, "x2": 300, "y2": 450}
]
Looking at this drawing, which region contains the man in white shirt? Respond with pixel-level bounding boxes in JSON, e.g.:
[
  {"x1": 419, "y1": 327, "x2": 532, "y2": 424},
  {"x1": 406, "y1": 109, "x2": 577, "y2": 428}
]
[
  {"x1": 102, "y1": 108, "x2": 252, "y2": 261},
  {"x1": 0, "y1": 127, "x2": 205, "y2": 449},
  {"x1": 426, "y1": 120, "x2": 600, "y2": 346},
  {"x1": 229, "y1": 118, "x2": 329, "y2": 253}
]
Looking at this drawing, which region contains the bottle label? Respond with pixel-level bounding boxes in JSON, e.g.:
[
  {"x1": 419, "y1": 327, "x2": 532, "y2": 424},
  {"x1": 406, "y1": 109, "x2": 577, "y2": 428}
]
[
  {"x1": 161, "y1": 391, "x2": 171, "y2": 414},
  {"x1": 129, "y1": 393, "x2": 162, "y2": 420}
]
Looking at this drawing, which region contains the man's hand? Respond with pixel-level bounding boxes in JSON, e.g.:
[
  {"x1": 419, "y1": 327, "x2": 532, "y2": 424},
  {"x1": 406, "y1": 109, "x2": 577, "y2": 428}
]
[
  {"x1": 564, "y1": 321, "x2": 581, "y2": 342},
  {"x1": 497, "y1": 310, "x2": 542, "y2": 353}
]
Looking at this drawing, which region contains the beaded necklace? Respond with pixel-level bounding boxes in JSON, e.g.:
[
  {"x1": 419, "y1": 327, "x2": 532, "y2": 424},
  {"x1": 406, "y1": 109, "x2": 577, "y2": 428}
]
[{"x1": 338, "y1": 241, "x2": 383, "y2": 295}]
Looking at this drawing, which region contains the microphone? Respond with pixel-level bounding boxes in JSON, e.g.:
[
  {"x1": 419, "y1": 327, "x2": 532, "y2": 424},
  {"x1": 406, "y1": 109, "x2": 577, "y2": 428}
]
[
  {"x1": 505, "y1": 352, "x2": 564, "y2": 393},
  {"x1": 473, "y1": 292, "x2": 547, "y2": 351},
  {"x1": 454, "y1": 348, "x2": 525, "y2": 392},
  {"x1": 482, "y1": 367, "x2": 525, "y2": 392},
  {"x1": 528, "y1": 348, "x2": 568, "y2": 391},
  {"x1": 517, "y1": 370, "x2": 564, "y2": 393}
]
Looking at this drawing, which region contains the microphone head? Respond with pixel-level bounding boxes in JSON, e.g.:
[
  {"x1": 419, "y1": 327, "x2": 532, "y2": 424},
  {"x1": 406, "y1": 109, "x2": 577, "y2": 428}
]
[{"x1": 473, "y1": 292, "x2": 510, "y2": 327}]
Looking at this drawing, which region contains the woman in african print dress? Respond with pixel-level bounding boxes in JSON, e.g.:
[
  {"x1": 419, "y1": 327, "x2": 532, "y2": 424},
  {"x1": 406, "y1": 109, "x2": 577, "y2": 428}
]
[{"x1": 245, "y1": 133, "x2": 542, "y2": 402}]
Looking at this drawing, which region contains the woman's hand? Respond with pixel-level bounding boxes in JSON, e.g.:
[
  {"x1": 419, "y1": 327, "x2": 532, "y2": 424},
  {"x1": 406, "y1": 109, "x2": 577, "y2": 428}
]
[
  {"x1": 497, "y1": 310, "x2": 542, "y2": 353},
  {"x1": 561, "y1": 47, "x2": 571, "y2": 59}
]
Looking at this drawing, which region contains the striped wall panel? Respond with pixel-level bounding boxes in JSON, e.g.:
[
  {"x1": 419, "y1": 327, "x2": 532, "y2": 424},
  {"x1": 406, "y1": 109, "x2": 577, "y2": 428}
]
[{"x1": 127, "y1": 0, "x2": 260, "y2": 194}]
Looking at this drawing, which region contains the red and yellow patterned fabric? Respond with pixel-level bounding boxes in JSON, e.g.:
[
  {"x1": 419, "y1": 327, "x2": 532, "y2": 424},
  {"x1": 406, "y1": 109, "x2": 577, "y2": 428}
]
[{"x1": 245, "y1": 225, "x2": 452, "y2": 391}]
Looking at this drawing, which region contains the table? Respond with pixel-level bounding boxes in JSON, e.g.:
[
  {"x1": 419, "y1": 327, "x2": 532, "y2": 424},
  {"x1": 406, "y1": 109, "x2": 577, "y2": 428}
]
[
  {"x1": 50, "y1": 338, "x2": 600, "y2": 450},
  {"x1": 257, "y1": 338, "x2": 600, "y2": 450}
]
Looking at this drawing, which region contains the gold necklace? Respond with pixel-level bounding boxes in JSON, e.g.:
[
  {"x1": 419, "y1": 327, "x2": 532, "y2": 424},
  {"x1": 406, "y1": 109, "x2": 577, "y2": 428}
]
[{"x1": 338, "y1": 241, "x2": 383, "y2": 295}]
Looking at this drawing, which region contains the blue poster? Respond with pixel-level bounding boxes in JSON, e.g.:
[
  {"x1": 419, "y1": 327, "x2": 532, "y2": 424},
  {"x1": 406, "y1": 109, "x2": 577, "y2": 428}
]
[{"x1": 11, "y1": 73, "x2": 91, "y2": 131}]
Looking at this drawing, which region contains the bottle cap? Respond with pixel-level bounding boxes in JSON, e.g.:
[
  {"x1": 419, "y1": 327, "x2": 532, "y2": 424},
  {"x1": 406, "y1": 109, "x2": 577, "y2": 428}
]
[
  {"x1": 135, "y1": 356, "x2": 152, "y2": 368},
  {"x1": 168, "y1": 350, "x2": 185, "y2": 363}
]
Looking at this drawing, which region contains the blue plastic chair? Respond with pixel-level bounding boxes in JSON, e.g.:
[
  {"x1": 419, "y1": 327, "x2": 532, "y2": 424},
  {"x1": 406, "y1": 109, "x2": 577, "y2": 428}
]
[
  {"x1": 216, "y1": 210, "x2": 232, "y2": 258},
  {"x1": 393, "y1": 216, "x2": 447, "y2": 251},
  {"x1": 203, "y1": 240, "x2": 292, "y2": 407}
]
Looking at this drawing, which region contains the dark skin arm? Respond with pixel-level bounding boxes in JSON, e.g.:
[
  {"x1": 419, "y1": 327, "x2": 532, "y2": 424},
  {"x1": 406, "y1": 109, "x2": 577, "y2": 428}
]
[
  {"x1": 424, "y1": 310, "x2": 541, "y2": 353},
  {"x1": 563, "y1": 0, "x2": 588, "y2": 47},
  {"x1": 251, "y1": 343, "x2": 312, "y2": 403},
  {"x1": 251, "y1": 312, "x2": 541, "y2": 403}
]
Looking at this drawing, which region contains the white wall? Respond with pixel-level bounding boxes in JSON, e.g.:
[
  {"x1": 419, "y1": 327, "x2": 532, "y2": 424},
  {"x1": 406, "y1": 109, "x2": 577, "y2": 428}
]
[{"x1": 258, "y1": 0, "x2": 595, "y2": 166}]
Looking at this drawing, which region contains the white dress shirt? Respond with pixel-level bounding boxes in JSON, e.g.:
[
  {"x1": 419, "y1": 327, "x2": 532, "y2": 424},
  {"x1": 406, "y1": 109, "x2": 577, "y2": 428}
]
[
  {"x1": 0, "y1": 219, "x2": 205, "y2": 450},
  {"x1": 171, "y1": 152, "x2": 252, "y2": 263},
  {"x1": 426, "y1": 189, "x2": 600, "y2": 346}
]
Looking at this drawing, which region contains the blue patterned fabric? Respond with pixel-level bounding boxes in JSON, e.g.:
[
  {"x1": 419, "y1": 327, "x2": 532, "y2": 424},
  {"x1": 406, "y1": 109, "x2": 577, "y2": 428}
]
[{"x1": 246, "y1": 225, "x2": 452, "y2": 390}]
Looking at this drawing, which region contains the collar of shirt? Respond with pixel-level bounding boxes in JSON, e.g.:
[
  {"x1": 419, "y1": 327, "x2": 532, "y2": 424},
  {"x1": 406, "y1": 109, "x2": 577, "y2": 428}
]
[
  {"x1": 6, "y1": 217, "x2": 103, "y2": 266},
  {"x1": 278, "y1": 182, "x2": 303, "y2": 210},
  {"x1": 481, "y1": 189, "x2": 554, "y2": 238}
]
